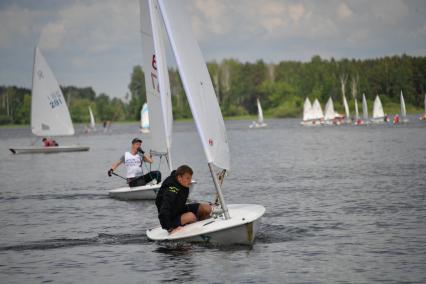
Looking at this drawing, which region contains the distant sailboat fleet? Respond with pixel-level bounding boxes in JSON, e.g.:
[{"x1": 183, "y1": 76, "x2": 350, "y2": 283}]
[{"x1": 301, "y1": 90, "x2": 417, "y2": 126}]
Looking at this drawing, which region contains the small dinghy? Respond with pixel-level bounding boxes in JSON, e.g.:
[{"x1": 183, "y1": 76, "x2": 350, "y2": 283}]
[
  {"x1": 89, "y1": 106, "x2": 96, "y2": 131},
  {"x1": 108, "y1": 0, "x2": 175, "y2": 201},
  {"x1": 342, "y1": 93, "x2": 351, "y2": 124},
  {"x1": 140, "y1": 102, "x2": 150, "y2": 133},
  {"x1": 249, "y1": 98, "x2": 267, "y2": 128},
  {"x1": 323, "y1": 97, "x2": 337, "y2": 125},
  {"x1": 9, "y1": 47, "x2": 89, "y2": 154},
  {"x1": 371, "y1": 95, "x2": 386, "y2": 124},
  {"x1": 399, "y1": 91, "x2": 409, "y2": 123},
  {"x1": 419, "y1": 94, "x2": 426, "y2": 120},
  {"x1": 143, "y1": 0, "x2": 265, "y2": 245}
]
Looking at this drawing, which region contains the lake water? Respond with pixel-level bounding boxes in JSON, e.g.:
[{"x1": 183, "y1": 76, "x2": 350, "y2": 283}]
[{"x1": 0, "y1": 118, "x2": 425, "y2": 283}]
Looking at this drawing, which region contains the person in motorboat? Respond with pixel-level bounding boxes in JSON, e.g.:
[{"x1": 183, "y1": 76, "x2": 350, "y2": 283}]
[
  {"x1": 42, "y1": 137, "x2": 58, "y2": 147},
  {"x1": 107, "y1": 138, "x2": 161, "y2": 187},
  {"x1": 155, "y1": 165, "x2": 212, "y2": 234}
]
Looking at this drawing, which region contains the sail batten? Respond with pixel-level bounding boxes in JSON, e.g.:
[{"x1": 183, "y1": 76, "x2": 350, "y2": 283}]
[{"x1": 31, "y1": 47, "x2": 74, "y2": 137}]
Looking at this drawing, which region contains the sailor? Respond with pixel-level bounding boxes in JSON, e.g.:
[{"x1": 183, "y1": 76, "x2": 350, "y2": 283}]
[
  {"x1": 155, "y1": 165, "x2": 212, "y2": 234},
  {"x1": 42, "y1": 137, "x2": 58, "y2": 147},
  {"x1": 107, "y1": 138, "x2": 161, "y2": 187}
]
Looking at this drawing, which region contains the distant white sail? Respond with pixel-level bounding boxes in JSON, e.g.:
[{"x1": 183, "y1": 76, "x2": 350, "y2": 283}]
[
  {"x1": 324, "y1": 97, "x2": 336, "y2": 121},
  {"x1": 31, "y1": 47, "x2": 74, "y2": 136},
  {"x1": 342, "y1": 94, "x2": 350, "y2": 120},
  {"x1": 400, "y1": 91, "x2": 407, "y2": 118},
  {"x1": 257, "y1": 98, "x2": 264, "y2": 123},
  {"x1": 303, "y1": 97, "x2": 313, "y2": 121},
  {"x1": 140, "y1": 0, "x2": 173, "y2": 158},
  {"x1": 312, "y1": 99, "x2": 324, "y2": 120},
  {"x1": 158, "y1": 0, "x2": 230, "y2": 170},
  {"x1": 89, "y1": 106, "x2": 96, "y2": 129},
  {"x1": 354, "y1": 98, "x2": 359, "y2": 121},
  {"x1": 362, "y1": 94, "x2": 369, "y2": 121},
  {"x1": 141, "y1": 102, "x2": 150, "y2": 129},
  {"x1": 373, "y1": 95, "x2": 385, "y2": 119}
]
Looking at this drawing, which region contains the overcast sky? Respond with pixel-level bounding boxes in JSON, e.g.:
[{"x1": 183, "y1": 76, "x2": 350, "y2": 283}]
[{"x1": 1, "y1": 0, "x2": 425, "y2": 99}]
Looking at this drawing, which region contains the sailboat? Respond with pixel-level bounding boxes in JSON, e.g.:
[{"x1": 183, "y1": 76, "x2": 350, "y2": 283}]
[
  {"x1": 420, "y1": 94, "x2": 426, "y2": 120},
  {"x1": 109, "y1": 0, "x2": 179, "y2": 200},
  {"x1": 398, "y1": 91, "x2": 409, "y2": 123},
  {"x1": 324, "y1": 97, "x2": 337, "y2": 125},
  {"x1": 361, "y1": 93, "x2": 369, "y2": 125},
  {"x1": 342, "y1": 93, "x2": 351, "y2": 123},
  {"x1": 353, "y1": 97, "x2": 361, "y2": 125},
  {"x1": 140, "y1": 102, "x2": 150, "y2": 133},
  {"x1": 144, "y1": 0, "x2": 265, "y2": 245},
  {"x1": 311, "y1": 99, "x2": 324, "y2": 124},
  {"x1": 9, "y1": 47, "x2": 89, "y2": 154},
  {"x1": 371, "y1": 95, "x2": 386, "y2": 124},
  {"x1": 249, "y1": 98, "x2": 267, "y2": 128},
  {"x1": 301, "y1": 97, "x2": 313, "y2": 126},
  {"x1": 88, "y1": 106, "x2": 96, "y2": 130}
]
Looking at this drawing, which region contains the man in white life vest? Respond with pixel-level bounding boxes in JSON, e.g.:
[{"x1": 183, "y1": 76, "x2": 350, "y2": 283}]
[{"x1": 107, "y1": 138, "x2": 161, "y2": 187}]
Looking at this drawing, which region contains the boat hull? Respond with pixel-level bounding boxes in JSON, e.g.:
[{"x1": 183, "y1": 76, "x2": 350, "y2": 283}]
[
  {"x1": 249, "y1": 122, "x2": 267, "y2": 128},
  {"x1": 9, "y1": 145, "x2": 90, "y2": 154},
  {"x1": 146, "y1": 204, "x2": 265, "y2": 246},
  {"x1": 108, "y1": 181, "x2": 195, "y2": 200},
  {"x1": 108, "y1": 184, "x2": 161, "y2": 200}
]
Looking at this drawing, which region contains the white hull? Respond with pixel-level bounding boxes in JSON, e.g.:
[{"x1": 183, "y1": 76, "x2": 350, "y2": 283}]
[
  {"x1": 146, "y1": 204, "x2": 265, "y2": 245},
  {"x1": 109, "y1": 181, "x2": 195, "y2": 200},
  {"x1": 109, "y1": 183, "x2": 160, "y2": 200},
  {"x1": 249, "y1": 122, "x2": 267, "y2": 128},
  {"x1": 370, "y1": 117, "x2": 386, "y2": 124},
  {"x1": 9, "y1": 145, "x2": 89, "y2": 154}
]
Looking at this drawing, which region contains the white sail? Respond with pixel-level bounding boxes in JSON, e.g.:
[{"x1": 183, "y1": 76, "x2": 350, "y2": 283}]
[
  {"x1": 362, "y1": 94, "x2": 369, "y2": 121},
  {"x1": 312, "y1": 99, "x2": 324, "y2": 120},
  {"x1": 373, "y1": 95, "x2": 385, "y2": 118},
  {"x1": 158, "y1": 0, "x2": 230, "y2": 170},
  {"x1": 256, "y1": 98, "x2": 264, "y2": 123},
  {"x1": 303, "y1": 97, "x2": 313, "y2": 121},
  {"x1": 342, "y1": 94, "x2": 350, "y2": 120},
  {"x1": 400, "y1": 91, "x2": 407, "y2": 118},
  {"x1": 89, "y1": 106, "x2": 96, "y2": 129},
  {"x1": 140, "y1": 0, "x2": 173, "y2": 158},
  {"x1": 324, "y1": 97, "x2": 336, "y2": 121},
  {"x1": 354, "y1": 98, "x2": 359, "y2": 121},
  {"x1": 424, "y1": 94, "x2": 426, "y2": 114},
  {"x1": 31, "y1": 47, "x2": 74, "y2": 136},
  {"x1": 141, "y1": 102, "x2": 150, "y2": 129}
]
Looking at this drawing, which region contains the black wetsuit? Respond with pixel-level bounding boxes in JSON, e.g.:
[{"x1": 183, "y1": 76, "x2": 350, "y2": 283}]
[{"x1": 155, "y1": 171, "x2": 198, "y2": 231}]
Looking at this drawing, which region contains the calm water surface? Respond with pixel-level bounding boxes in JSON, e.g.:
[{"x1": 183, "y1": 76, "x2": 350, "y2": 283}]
[{"x1": 0, "y1": 118, "x2": 425, "y2": 283}]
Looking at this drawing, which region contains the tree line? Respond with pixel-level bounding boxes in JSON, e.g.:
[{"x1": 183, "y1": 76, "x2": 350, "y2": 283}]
[{"x1": 1, "y1": 54, "x2": 425, "y2": 125}]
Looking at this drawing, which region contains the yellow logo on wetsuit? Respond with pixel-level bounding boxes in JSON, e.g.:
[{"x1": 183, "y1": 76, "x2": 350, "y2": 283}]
[{"x1": 168, "y1": 186, "x2": 179, "y2": 194}]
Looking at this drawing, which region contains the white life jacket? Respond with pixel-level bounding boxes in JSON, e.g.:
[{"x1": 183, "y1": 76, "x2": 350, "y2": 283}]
[{"x1": 124, "y1": 151, "x2": 143, "y2": 178}]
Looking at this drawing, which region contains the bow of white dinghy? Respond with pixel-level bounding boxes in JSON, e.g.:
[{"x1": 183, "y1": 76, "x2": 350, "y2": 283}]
[{"x1": 146, "y1": 204, "x2": 265, "y2": 245}]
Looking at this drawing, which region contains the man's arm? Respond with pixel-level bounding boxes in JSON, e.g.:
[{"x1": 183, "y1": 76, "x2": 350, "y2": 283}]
[
  {"x1": 143, "y1": 153, "x2": 153, "y2": 164},
  {"x1": 108, "y1": 156, "x2": 124, "y2": 176},
  {"x1": 158, "y1": 187, "x2": 179, "y2": 232}
]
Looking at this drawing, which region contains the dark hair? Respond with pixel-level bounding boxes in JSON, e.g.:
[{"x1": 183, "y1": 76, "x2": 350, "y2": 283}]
[
  {"x1": 42, "y1": 138, "x2": 47, "y2": 141},
  {"x1": 132, "y1": 138, "x2": 142, "y2": 144},
  {"x1": 176, "y1": 165, "x2": 193, "y2": 177}
]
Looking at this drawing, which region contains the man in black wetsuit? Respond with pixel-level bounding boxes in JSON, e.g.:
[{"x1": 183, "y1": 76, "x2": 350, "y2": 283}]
[{"x1": 155, "y1": 165, "x2": 212, "y2": 234}]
